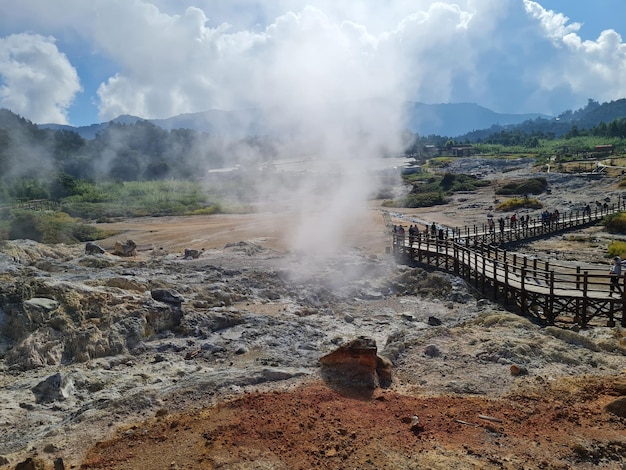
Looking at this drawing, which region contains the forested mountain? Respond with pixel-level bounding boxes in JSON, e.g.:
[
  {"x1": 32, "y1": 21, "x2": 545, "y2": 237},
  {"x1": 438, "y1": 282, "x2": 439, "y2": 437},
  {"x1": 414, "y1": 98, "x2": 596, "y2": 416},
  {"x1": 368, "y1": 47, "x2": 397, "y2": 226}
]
[
  {"x1": 2, "y1": 96, "x2": 625, "y2": 201},
  {"x1": 41, "y1": 102, "x2": 549, "y2": 141},
  {"x1": 39, "y1": 99, "x2": 626, "y2": 144},
  {"x1": 457, "y1": 99, "x2": 626, "y2": 142},
  {"x1": 404, "y1": 102, "x2": 548, "y2": 137},
  {"x1": 0, "y1": 108, "x2": 281, "y2": 202}
]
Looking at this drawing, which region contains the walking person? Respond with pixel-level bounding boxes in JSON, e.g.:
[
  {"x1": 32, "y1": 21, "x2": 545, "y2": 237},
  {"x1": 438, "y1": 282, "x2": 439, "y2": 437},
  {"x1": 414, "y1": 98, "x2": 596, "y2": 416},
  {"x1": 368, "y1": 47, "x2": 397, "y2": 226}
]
[{"x1": 609, "y1": 256, "x2": 623, "y2": 296}]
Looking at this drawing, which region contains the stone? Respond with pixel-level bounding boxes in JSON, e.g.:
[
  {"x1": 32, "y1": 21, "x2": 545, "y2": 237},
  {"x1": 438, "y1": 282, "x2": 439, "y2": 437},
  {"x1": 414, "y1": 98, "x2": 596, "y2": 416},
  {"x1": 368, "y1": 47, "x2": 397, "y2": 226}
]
[
  {"x1": 604, "y1": 397, "x2": 626, "y2": 418},
  {"x1": 53, "y1": 458, "x2": 65, "y2": 470},
  {"x1": 14, "y1": 457, "x2": 45, "y2": 470},
  {"x1": 43, "y1": 443, "x2": 59, "y2": 453},
  {"x1": 85, "y1": 241, "x2": 106, "y2": 255},
  {"x1": 319, "y1": 336, "x2": 392, "y2": 388},
  {"x1": 151, "y1": 289, "x2": 184, "y2": 305},
  {"x1": 23, "y1": 298, "x2": 59, "y2": 326},
  {"x1": 423, "y1": 344, "x2": 441, "y2": 357},
  {"x1": 0, "y1": 455, "x2": 8, "y2": 466},
  {"x1": 184, "y1": 248, "x2": 201, "y2": 259},
  {"x1": 32, "y1": 373, "x2": 75, "y2": 404},
  {"x1": 427, "y1": 316, "x2": 442, "y2": 326},
  {"x1": 510, "y1": 364, "x2": 528, "y2": 376},
  {"x1": 112, "y1": 240, "x2": 137, "y2": 257}
]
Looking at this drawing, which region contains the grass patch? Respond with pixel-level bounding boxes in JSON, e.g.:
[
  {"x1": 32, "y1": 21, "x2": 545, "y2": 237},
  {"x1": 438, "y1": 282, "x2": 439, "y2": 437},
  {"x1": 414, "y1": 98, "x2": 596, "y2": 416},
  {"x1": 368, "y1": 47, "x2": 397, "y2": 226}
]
[
  {"x1": 8, "y1": 211, "x2": 113, "y2": 244},
  {"x1": 471, "y1": 311, "x2": 535, "y2": 329},
  {"x1": 60, "y1": 180, "x2": 220, "y2": 218}
]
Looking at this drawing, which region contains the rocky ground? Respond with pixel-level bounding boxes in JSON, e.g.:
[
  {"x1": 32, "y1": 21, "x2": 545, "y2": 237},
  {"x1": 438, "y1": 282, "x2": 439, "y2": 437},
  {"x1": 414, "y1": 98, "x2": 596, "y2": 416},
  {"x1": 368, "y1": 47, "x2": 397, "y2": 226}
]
[{"x1": 1, "y1": 159, "x2": 626, "y2": 469}]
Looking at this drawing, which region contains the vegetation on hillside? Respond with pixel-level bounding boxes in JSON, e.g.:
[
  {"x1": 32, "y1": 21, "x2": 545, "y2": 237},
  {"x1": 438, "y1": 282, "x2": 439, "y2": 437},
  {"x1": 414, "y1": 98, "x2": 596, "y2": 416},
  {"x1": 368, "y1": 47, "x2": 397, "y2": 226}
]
[
  {"x1": 383, "y1": 172, "x2": 490, "y2": 208},
  {"x1": 1, "y1": 97, "x2": 626, "y2": 240}
]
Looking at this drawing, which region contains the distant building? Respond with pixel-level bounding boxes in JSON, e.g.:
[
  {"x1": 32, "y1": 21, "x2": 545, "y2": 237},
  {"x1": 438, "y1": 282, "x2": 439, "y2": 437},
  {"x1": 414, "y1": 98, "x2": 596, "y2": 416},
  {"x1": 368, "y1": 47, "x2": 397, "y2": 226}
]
[
  {"x1": 594, "y1": 144, "x2": 614, "y2": 155},
  {"x1": 449, "y1": 145, "x2": 474, "y2": 157}
]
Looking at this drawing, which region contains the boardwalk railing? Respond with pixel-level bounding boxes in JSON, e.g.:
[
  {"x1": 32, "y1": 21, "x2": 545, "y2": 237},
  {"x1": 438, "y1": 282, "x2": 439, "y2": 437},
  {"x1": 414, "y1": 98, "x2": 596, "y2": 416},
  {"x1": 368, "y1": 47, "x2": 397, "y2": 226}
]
[{"x1": 388, "y1": 201, "x2": 626, "y2": 327}]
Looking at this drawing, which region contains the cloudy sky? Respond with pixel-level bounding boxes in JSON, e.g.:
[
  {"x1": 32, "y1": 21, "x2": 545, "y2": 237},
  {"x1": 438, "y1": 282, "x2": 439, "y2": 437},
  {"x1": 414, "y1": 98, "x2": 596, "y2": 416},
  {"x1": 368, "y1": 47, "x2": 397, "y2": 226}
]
[{"x1": 0, "y1": 0, "x2": 625, "y2": 127}]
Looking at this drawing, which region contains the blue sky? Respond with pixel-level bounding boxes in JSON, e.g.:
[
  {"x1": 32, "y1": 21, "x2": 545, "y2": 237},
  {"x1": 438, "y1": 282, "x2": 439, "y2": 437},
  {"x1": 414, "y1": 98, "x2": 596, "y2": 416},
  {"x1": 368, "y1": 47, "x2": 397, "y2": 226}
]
[{"x1": 0, "y1": 0, "x2": 625, "y2": 127}]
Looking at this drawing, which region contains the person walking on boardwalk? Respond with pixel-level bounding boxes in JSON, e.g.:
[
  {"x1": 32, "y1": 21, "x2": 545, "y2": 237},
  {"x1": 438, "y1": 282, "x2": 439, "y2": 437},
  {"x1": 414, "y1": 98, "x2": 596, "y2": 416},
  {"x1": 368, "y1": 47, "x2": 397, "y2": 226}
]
[{"x1": 609, "y1": 256, "x2": 623, "y2": 296}]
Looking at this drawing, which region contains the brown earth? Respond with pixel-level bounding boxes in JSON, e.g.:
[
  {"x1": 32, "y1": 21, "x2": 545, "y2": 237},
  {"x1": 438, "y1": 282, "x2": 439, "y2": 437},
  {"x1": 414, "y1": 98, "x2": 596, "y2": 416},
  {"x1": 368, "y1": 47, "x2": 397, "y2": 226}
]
[
  {"x1": 68, "y1": 189, "x2": 626, "y2": 470},
  {"x1": 81, "y1": 378, "x2": 626, "y2": 470}
]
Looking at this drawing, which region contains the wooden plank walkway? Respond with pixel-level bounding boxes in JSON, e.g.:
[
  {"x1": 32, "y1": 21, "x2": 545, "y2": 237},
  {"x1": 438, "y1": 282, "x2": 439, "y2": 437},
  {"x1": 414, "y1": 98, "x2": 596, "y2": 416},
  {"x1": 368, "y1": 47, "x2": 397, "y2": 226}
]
[{"x1": 389, "y1": 200, "x2": 626, "y2": 327}]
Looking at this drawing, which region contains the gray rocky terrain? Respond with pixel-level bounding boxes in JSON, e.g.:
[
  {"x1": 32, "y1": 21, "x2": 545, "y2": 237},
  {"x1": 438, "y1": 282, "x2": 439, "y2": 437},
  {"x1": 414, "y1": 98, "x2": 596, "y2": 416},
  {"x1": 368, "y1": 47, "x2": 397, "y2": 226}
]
[{"x1": 1, "y1": 229, "x2": 625, "y2": 468}]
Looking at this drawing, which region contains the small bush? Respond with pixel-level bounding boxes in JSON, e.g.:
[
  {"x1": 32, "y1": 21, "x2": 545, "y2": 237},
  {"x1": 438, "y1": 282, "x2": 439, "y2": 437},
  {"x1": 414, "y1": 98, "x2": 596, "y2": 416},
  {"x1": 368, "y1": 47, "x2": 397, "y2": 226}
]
[
  {"x1": 604, "y1": 212, "x2": 626, "y2": 234},
  {"x1": 496, "y1": 197, "x2": 543, "y2": 212},
  {"x1": 608, "y1": 240, "x2": 626, "y2": 258},
  {"x1": 399, "y1": 192, "x2": 448, "y2": 208},
  {"x1": 7, "y1": 210, "x2": 111, "y2": 244},
  {"x1": 496, "y1": 177, "x2": 548, "y2": 195}
]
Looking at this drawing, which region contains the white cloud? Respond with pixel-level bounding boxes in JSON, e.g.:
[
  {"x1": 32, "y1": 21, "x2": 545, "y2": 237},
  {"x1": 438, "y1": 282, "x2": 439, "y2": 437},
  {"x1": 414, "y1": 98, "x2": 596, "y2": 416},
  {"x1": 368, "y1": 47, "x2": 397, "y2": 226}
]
[
  {"x1": 0, "y1": 33, "x2": 81, "y2": 124},
  {"x1": 523, "y1": 0, "x2": 581, "y2": 42},
  {"x1": 523, "y1": 1, "x2": 626, "y2": 111},
  {"x1": 0, "y1": 0, "x2": 625, "y2": 120}
]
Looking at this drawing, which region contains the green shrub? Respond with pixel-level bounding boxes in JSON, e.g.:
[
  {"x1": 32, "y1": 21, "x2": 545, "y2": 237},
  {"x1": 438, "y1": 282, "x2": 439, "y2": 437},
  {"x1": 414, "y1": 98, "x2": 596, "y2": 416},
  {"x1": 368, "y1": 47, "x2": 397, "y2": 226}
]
[
  {"x1": 608, "y1": 240, "x2": 626, "y2": 258},
  {"x1": 398, "y1": 191, "x2": 448, "y2": 208},
  {"x1": 392, "y1": 172, "x2": 488, "y2": 208},
  {"x1": 495, "y1": 177, "x2": 548, "y2": 195},
  {"x1": 8, "y1": 210, "x2": 111, "y2": 244},
  {"x1": 496, "y1": 197, "x2": 543, "y2": 211},
  {"x1": 604, "y1": 212, "x2": 626, "y2": 234}
]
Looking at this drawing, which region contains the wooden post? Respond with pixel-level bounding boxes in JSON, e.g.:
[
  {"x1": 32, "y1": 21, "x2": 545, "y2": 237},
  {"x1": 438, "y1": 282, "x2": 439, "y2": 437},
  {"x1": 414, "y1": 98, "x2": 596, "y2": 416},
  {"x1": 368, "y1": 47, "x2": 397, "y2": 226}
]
[
  {"x1": 547, "y1": 271, "x2": 555, "y2": 324},
  {"x1": 503, "y1": 262, "x2": 509, "y2": 304},
  {"x1": 581, "y1": 271, "x2": 588, "y2": 327},
  {"x1": 521, "y1": 267, "x2": 526, "y2": 313},
  {"x1": 481, "y1": 250, "x2": 486, "y2": 294}
]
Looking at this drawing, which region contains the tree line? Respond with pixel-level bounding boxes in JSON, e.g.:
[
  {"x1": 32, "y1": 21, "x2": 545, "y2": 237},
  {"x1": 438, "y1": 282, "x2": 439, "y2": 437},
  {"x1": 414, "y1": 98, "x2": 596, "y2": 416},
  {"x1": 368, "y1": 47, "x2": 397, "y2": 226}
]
[{"x1": 0, "y1": 109, "x2": 278, "y2": 203}]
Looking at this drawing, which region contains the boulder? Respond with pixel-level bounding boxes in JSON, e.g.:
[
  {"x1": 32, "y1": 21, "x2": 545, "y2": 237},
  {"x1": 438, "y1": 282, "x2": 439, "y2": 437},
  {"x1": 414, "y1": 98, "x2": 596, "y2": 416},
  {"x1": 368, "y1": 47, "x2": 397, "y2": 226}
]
[
  {"x1": 604, "y1": 397, "x2": 626, "y2": 418},
  {"x1": 151, "y1": 288, "x2": 184, "y2": 305},
  {"x1": 85, "y1": 241, "x2": 106, "y2": 255},
  {"x1": 184, "y1": 248, "x2": 201, "y2": 259},
  {"x1": 32, "y1": 372, "x2": 75, "y2": 403},
  {"x1": 319, "y1": 336, "x2": 392, "y2": 388},
  {"x1": 112, "y1": 240, "x2": 137, "y2": 257},
  {"x1": 14, "y1": 458, "x2": 45, "y2": 470}
]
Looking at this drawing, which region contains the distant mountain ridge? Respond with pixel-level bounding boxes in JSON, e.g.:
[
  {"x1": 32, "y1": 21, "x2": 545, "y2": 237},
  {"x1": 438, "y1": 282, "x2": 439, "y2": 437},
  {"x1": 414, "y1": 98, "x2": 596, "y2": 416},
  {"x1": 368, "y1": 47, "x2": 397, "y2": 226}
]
[
  {"x1": 35, "y1": 98, "x2": 626, "y2": 140},
  {"x1": 38, "y1": 102, "x2": 550, "y2": 140}
]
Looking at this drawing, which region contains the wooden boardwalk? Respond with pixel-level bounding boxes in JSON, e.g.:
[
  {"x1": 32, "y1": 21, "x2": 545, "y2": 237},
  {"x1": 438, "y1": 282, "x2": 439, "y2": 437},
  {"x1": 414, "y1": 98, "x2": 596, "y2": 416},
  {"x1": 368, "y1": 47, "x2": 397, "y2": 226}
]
[{"x1": 389, "y1": 200, "x2": 626, "y2": 327}]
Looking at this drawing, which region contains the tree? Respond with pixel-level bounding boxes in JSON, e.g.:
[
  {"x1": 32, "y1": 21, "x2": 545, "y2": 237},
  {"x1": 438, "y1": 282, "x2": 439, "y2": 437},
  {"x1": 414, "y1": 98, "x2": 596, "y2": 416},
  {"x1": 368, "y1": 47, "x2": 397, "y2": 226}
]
[{"x1": 49, "y1": 172, "x2": 79, "y2": 200}]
